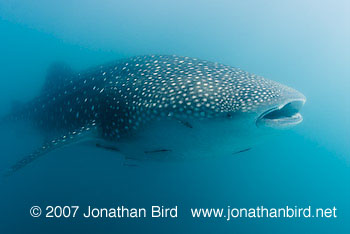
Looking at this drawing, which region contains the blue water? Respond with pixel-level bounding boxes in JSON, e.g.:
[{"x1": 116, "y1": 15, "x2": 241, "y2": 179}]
[{"x1": 0, "y1": 1, "x2": 349, "y2": 233}]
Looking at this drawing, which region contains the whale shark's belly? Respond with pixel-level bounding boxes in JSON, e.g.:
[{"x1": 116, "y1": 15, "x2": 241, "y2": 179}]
[{"x1": 112, "y1": 117, "x2": 262, "y2": 161}]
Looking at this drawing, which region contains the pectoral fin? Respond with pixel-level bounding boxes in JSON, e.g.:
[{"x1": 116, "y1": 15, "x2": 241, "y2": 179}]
[{"x1": 4, "y1": 124, "x2": 98, "y2": 176}]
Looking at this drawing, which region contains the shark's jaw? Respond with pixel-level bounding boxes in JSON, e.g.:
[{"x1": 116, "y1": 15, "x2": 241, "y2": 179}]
[{"x1": 256, "y1": 99, "x2": 306, "y2": 129}]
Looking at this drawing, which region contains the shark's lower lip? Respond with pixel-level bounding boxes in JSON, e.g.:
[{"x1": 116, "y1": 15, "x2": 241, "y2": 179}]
[
  {"x1": 257, "y1": 112, "x2": 303, "y2": 128},
  {"x1": 256, "y1": 99, "x2": 305, "y2": 128}
]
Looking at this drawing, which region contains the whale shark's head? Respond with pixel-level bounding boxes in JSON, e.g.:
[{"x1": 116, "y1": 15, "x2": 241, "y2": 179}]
[
  {"x1": 196, "y1": 67, "x2": 307, "y2": 130},
  {"x1": 219, "y1": 74, "x2": 307, "y2": 129}
]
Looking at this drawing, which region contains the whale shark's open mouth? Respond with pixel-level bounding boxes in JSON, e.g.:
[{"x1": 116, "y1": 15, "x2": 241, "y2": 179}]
[{"x1": 256, "y1": 100, "x2": 305, "y2": 128}]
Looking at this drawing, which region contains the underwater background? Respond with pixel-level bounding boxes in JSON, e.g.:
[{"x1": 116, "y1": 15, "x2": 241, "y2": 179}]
[{"x1": 0, "y1": 0, "x2": 349, "y2": 233}]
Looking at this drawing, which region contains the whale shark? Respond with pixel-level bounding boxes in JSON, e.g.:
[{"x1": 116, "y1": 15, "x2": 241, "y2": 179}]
[{"x1": 4, "y1": 55, "x2": 306, "y2": 174}]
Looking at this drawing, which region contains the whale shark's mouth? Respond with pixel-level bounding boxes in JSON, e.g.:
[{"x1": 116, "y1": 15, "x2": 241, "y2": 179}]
[{"x1": 256, "y1": 100, "x2": 305, "y2": 128}]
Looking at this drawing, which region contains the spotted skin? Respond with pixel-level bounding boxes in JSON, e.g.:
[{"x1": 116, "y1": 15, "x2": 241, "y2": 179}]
[{"x1": 6, "y1": 55, "x2": 305, "y2": 174}]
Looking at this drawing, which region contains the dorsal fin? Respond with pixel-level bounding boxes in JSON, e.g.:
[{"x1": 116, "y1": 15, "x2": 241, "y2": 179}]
[{"x1": 41, "y1": 62, "x2": 75, "y2": 93}]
